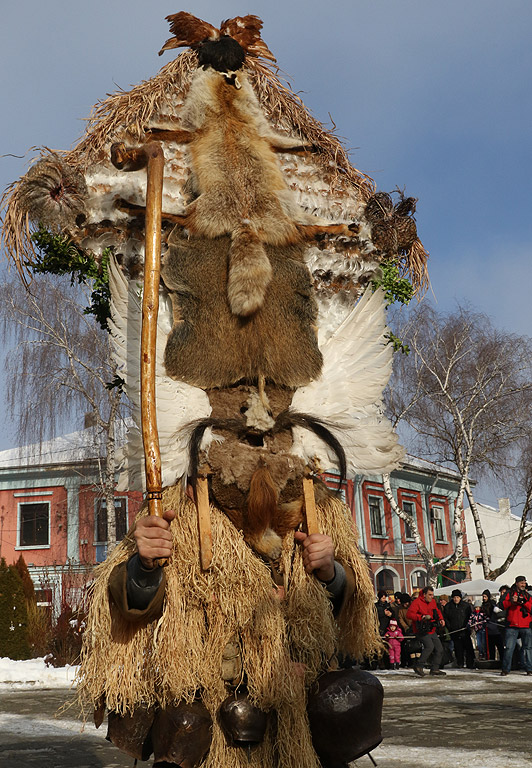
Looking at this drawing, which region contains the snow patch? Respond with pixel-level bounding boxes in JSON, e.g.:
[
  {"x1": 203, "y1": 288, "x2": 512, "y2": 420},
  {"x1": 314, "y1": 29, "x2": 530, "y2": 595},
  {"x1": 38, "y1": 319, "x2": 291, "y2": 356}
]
[
  {"x1": 0, "y1": 657, "x2": 78, "y2": 691},
  {"x1": 0, "y1": 712, "x2": 97, "y2": 739}
]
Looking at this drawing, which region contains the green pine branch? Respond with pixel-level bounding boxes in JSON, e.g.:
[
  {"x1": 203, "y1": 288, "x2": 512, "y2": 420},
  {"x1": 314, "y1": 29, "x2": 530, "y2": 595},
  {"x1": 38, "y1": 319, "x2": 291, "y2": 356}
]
[{"x1": 31, "y1": 226, "x2": 112, "y2": 330}]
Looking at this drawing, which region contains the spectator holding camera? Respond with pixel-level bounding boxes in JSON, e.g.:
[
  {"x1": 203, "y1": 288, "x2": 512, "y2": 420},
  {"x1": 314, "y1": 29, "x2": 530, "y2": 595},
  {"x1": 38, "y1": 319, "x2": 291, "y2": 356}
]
[
  {"x1": 500, "y1": 575, "x2": 532, "y2": 676},
  {"x1": 407, "y1": 586, "x2": 446, "y2": 677}
]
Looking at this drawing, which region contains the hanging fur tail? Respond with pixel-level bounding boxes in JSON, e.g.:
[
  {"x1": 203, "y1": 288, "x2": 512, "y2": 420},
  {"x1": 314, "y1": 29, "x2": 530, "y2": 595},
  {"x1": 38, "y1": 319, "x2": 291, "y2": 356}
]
[
  {"x1": 245, "y1": 464, "x2": 282, "y2": 558},
  {"x1": 227, "y1": 224, "x2": 272, "y2": 316}
]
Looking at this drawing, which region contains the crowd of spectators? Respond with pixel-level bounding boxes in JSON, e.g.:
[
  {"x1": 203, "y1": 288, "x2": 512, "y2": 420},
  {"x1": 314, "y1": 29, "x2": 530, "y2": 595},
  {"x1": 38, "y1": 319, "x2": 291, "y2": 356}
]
[{"x1": 370, "y1": 575, "x2": 532, "y2": 677}]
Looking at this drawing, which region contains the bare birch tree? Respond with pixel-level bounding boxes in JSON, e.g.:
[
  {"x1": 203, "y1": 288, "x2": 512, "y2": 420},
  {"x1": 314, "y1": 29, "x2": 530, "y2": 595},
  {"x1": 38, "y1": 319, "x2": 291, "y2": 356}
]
[
  {"x1": 0, "y1": 272, "x2": 124, "y2": 547},
  {"x1": 488, "y1": 435, "x2": 532, "y2": 579},
  {"x1": 386, "y1": 302, "x2": 532, "y2": 580},
  {"x1": 382, "y1": 472, "x2": 467, "y2": 587}
]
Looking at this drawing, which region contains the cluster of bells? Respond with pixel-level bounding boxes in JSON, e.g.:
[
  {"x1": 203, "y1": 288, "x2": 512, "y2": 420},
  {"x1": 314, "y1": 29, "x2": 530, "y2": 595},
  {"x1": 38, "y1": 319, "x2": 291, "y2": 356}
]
[{"x1": 106, "y1": 668, "x2": 383, "y2": 767}]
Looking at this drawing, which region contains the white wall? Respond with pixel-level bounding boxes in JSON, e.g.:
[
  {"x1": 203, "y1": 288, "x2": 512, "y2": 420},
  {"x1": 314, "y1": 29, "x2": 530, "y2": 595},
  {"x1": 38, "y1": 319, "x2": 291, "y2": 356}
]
[{"x1": 464, "y1": 501, "x2": 532, "y2": 585}]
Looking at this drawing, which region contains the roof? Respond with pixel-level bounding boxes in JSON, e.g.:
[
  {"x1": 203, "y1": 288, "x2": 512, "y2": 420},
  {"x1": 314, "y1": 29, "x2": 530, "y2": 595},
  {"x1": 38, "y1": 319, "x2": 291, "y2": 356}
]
[
  {"x1": 400, "y1": 454, "x2": 463, "y2": 482},
  {"x1": 0, "y1": 426, "x2": 118, "y2": 469}
]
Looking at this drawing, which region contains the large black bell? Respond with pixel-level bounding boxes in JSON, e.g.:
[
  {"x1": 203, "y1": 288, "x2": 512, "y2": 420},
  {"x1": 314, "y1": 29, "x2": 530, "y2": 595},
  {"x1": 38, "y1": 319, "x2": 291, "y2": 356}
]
[
  {"x1": 218, "y1": 689, "x2": 268, "y2": 749},
  {"x1": 106, "y1": 704, "x2": 155, "y2": 761},
  {"x1": 307, "y1": 668, "x2": 383, "y2": 765},
  {"x1": 151, "y1": 700, "x2": 213, "y2": 768}
]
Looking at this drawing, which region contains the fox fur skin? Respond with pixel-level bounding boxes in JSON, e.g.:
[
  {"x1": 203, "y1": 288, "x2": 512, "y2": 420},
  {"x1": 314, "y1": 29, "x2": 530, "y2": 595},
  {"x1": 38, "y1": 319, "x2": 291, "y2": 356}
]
[{"x1": 159, "y1": 68, "x2": 338, "y2": 316}]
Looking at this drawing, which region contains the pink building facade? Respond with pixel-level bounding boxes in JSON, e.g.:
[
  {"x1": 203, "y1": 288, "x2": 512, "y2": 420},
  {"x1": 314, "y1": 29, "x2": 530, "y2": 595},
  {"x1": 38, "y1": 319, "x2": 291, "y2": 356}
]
[
  {"x1": 0, "y1": 431, "x2": 142, "y2": 613},
  {"x1": 323, "y1": 456, "x2": 470, "y2": 593}
]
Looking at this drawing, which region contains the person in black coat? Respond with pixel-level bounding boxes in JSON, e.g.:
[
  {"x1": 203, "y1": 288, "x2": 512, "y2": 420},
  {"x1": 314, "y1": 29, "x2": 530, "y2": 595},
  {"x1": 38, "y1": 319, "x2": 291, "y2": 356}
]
[
  {"x1": 443, "y1": 589, "x2": 475, "y2": 668},
  {"x1": 374, "y1": 590, "x2": 396, "y2": 669},
  {"x1": 375, "y1": 590, "x2": 396, "y2": 634},
  {"x1": 480, "y1": 589, "x2": 504, "y2": 662}
]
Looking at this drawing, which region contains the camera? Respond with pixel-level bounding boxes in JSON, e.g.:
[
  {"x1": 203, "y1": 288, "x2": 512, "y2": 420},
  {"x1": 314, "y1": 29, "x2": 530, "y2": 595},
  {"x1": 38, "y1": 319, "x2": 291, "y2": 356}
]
[{"x1": 510, "y1": 586, "x2": 528, "y2": 604}]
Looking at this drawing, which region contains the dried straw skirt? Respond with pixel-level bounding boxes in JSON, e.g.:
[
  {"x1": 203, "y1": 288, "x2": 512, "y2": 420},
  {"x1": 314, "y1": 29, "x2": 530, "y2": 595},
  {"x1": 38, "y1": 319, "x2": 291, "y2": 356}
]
[{"x1": 77, "y1": 485, "x2": 381, "y2": 768}]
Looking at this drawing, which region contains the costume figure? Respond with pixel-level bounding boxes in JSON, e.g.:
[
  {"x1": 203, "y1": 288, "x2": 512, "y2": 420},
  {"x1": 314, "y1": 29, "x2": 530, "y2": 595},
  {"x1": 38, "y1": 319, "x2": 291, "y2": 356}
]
[{"x1": 1, "y1": 11, "x2": 430, "y2": 767}]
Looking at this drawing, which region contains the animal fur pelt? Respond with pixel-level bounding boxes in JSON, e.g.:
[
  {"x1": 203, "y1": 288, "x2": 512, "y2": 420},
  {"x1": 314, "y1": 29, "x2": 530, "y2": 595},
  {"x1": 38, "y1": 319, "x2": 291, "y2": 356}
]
[
  {"x1": 187, "y1": 384, "x2": 350, "y2": 559},
  {"x1": 186, "y1": 383, "x2": 305, "y2": 559},
  {"x1": 156, "y1": 65, "x2": 353, "y2": 317},
  {"x1": 161, "y1": 231, "x2": 322, "y2": 388},
  {"x1": 77, "y1": 484, "x2": 381, "y2": 768}
]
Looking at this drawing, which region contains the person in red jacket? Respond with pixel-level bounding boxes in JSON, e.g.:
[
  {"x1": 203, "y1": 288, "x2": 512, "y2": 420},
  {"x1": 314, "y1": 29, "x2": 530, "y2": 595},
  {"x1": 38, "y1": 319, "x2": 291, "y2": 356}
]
[
  {"x1": 407, "y1": 585, "x2": 446, "y2": 677},
  {"x1": 501, "y1": 575, "x2": 532, "y2": 676}
]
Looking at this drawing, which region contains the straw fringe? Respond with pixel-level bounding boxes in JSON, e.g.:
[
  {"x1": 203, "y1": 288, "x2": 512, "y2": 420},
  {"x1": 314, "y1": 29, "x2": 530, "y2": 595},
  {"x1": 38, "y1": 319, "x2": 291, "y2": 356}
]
[
  {"x1": 276, "y1": 698, "x2": 322, "y2": 768},
  {"x1": 402, "y1": 237, "x2": 430, "y2": 296},
  {"x1": 77, "y1": 486, "x2": 381, "y2": 717},
  {"x1": 0, "y1": 180, "x2": 38, "y2": 280}
]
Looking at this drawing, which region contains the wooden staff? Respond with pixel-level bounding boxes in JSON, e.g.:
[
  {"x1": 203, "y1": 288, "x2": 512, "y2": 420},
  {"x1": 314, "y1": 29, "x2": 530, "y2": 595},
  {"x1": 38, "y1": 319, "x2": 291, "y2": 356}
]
[
  {"x1": 195, "y1": 477, "x2": 213, "y2": 570},
  {"x1": 303, "y1": 476, "x2": 319, "y2": 535},
  {"x1": 111, "y1": 141, "x2": 167, "y2": 566}
]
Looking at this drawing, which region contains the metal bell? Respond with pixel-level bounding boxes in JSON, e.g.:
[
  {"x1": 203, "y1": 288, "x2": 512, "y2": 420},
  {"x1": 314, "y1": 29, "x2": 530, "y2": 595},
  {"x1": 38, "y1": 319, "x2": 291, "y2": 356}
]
[
  {"x1": 307, "y1": 667, "x2": 383, "y2": 764},
  {"x1": 106, "y1": 704, "x2": 155, "y2": 761},
  {"x1": 151, "y1": 700, "x2": 213, "y2": 768},
  {"x1": 218, "y1": 689, "x2": 268, "y2": 749}
]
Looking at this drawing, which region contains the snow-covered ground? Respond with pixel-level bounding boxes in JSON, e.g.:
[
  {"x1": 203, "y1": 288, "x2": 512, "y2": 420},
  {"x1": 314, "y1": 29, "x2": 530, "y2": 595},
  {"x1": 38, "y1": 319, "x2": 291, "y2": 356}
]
[
  {"x1": 0, "y1": 657, "x2": 78, "y2": 690},
  {"x1": 365, "y1": 744, "x2": 530, "y2": 768},
  {"x1": 0, "y1": 660, "x2": 530, "y2": 767},
  {"x1": 3, "y1": 656, "x2": 531, "y2": 690},
  {"x1": 366, "y1": 668, "x2": 531, "y2": 768}
]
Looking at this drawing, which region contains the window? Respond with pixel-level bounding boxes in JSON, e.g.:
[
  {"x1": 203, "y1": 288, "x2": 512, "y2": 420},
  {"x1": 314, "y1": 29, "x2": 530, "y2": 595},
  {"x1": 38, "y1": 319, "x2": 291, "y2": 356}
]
[
  {"x1": 323, "y1": 473, "x2": 346, "y2": 502},
  {"x1": 411, "y1": 570, "x2": 427, "y2": 589},
  {"x1": 369, "y1": 496, "x2": 385, "y2": 537},
  {"x1": 432, "y1": 506, "x2": 446, "y2": 542},
  {"x1": 95, "y1": 497, "x2": 128, "y2": 543},
  {"x1": 402, "y1": 501, "x2": 415, "y2": 539},
  {"x1": 35, "y1": 588, "x2": 53, "y2": 609},
  {"x1": 442, "y1": 571, "x2": 466, "y2": 588},
  {"x1": 376, "y1": 569, "x2": 395, "y2": 592},
  {"x1": 18, "y1": 502, "x2": 49, "y2": 547}
]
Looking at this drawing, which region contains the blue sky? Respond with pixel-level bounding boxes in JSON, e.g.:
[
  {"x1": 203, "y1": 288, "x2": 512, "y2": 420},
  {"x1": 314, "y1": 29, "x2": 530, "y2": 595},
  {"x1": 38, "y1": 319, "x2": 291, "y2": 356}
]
[{"x1": 1, "y1": 0, "x2": 531, "y2": 485}]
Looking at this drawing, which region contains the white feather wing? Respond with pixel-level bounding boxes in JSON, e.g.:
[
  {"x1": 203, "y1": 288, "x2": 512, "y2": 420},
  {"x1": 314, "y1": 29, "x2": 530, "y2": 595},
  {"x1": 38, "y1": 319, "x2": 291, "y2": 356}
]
[
  {"x1": 291, "y1": 288, "x2": 404, "y2": 475},
  {"x1": 108, "y1": 257, "x2": 212, "y2": 491}
]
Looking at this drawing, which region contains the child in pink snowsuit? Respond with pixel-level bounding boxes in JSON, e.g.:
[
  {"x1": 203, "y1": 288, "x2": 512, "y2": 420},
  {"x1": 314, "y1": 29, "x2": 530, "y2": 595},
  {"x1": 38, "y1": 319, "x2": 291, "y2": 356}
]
[{"x1": 384, "y1": 618, "x2": 404, "y2": 669}]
